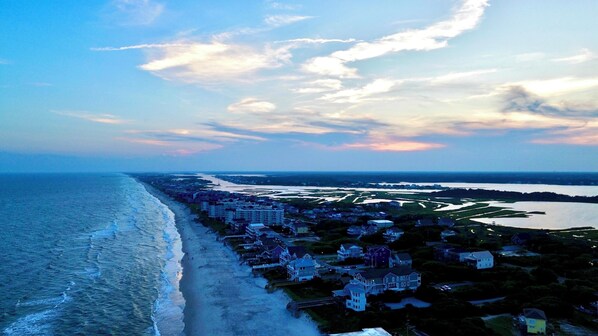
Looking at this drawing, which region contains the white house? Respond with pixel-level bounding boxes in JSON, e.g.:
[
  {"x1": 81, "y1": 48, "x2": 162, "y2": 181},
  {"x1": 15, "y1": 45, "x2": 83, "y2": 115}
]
[
  {"x1": 367, "y1": 219, "x2": 394, "y2": 230},
  {"x1": 287, "y1": 258, "x2": 317, "y2": 282},
  {"x1": 245, "y1": 223, "x2": 266, "y2": 239},
  {"x1": 465, "y1": 251, "x2": 494, "y2": 269},
  {"x1": 330, "y1": 328, "x2": 392, "y2": 336},
  {"x1": 344, "y1": 283, "x2": 366, "y2": 312},
  {"x1": 337, "y1": 244, "x2": 364, "y2": 261},
  {"x1": 279, "y1": 246, "x2": 311, "y2": 265},
  {"x1": 353, "y1": 267, "x2": 421, "y2": 295}
]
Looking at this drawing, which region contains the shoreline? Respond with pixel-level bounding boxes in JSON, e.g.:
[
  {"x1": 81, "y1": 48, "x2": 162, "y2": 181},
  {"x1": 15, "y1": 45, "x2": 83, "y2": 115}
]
[{"x1": 140, "y1": 182, "x2": 322, "y2": 336}]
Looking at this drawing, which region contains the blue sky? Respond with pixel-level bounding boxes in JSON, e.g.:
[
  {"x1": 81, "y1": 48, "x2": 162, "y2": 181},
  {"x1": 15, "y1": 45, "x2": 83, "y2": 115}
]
[{"x1": 1, "y1": 0, "x2": 597, "y2": 172}]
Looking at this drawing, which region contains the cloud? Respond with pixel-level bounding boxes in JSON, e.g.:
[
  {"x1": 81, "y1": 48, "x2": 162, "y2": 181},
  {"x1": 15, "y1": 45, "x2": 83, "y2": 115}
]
[
  {"x1": 109, "y1": 0, "x2": 164, "y2": 26},
  {"x1": 264, "y1": 15, "x2": 312, "y2": 27},
  {"x1": 295, "y1": 79, "x2": 343, "y2": 93},
  {"x1": 207, "y1": 119, "x2": 335, "y2": 135},
  {"x1": 267, "y1": 2, "x2": 301, "y2": 10},
  {"x1": 210, "y1": 14, "x2": 312, "y2": 41},
  {"x1": 0, "y1": 58, "x2": 10, "y2": 65},
  {"x1": 54, "y1": 110, "x2": 128, "y2": 124},
  {"x1": 91, "y1": 43, "x2": 188, "y2": 51},
  {"x1": 117, "y1": 137, "x2": 170, "y2": 146},
  {"x1": 116, "y1": 126, "x2": 268, "y2": 155},
  {"x1": 321, "y1": 78, "x2": 397, "y2": 103},
  {"x1": 552, "y1": 49, "x2": 596, "y2": 64},
  {"x1": 342, "y1": 141, "x2": 445, "y2": 152},
  {"x1": 306, "y1": 117, "x2": 390, "y2": 134},
  {"x1": 203, "y1": 117, "x2": 446, "y2": 152},
  {"x1": 126, "y1": 128, "x2": 266, "y2": 143},
  {"x1": 100, "y1": 41, "x2": 293, "y2": 83},
  {"x1": 202, "y1": 111, "x2": 389, "y2": 137},
  {"x1": 275, "y1": 38, "x2": 357, "y2": 44},
  {"x1": 303, "y1": 0, "x2": 489, "y2": 77},
  {"x1": 514, "y1": 52, "x2": 545, "y2": 63},
  {"x1": 428, "y1": 69, "x2": 497, "y2": 84},
  {"x1": 507, "y1": 77, "x2": 598, "y2": 96},
  {"x1": 302, "y1": 56, "x2": 359, "y2": 78},
  {"x1": 502, "y1": 86, "x2": 598, "y2": 117},
  {"x1": 118, "y1": 136, "x2": 223, "y2": 155},
  {"x1": 228, "y1": 98, "x2": 277, "y2": 113},
  {"x1": 532, "y1": 123, "x2": 598, "y2": 146}
]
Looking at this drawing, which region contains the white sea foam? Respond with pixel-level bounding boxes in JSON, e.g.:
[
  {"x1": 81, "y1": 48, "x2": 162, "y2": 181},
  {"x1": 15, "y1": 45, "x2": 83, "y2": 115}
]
[
  {"x1": 90, "y1": 220, "x2": 119, "y2": 240},
  {"x1": 17, "y1": 282, "x2": 74, "y2": 308},
  {"x1": 3, "y1": 309, "x2": 56, "y2": 336},
  {"x1": 142, "y1": 190, "x2": 185, "y2": 336},
  {"x1": 18, "y1": 296, "x2": 65, "y2": 308},
  {"x1": 5, "y1": 282, "x2": 74, "y2": 336}
]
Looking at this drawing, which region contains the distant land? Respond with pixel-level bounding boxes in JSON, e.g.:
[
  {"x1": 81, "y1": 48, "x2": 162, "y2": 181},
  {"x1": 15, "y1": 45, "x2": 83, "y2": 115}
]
[{"x1": 214, "y1": 172, "x2": 598, "y2": 187}]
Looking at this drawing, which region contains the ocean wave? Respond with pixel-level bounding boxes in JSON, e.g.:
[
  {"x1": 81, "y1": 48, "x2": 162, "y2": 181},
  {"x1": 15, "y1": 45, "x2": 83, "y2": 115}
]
[
  {"x1": 147, "y1": 195, "x2": 185, "y2": 336},
  {"x1": 90, "y1": 220, "x2": 119, "y2": 240},
  {"x1": 6, "y1": 282, "x2": 75, "y2": 336},
  {"x1": 82, "y1": 266, "x2": 101, "y2": 279},
  {"x1": 3, "y1": 309, "x2": 56, "y2": 336},
  {"x1": 17, "y1": 282, "x2": 74, "y2": 308}
]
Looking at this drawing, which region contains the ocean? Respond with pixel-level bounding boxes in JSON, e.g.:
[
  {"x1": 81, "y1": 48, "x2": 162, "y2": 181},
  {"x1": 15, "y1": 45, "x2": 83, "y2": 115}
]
[{"x1": 0, "y1": 174, "x2": 184, "y2": 335}]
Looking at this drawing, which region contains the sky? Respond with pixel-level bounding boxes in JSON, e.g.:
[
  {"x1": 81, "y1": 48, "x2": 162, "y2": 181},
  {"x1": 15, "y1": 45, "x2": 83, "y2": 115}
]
[{"x1": 1, "y1": 0, "x2": 597, "y2": 172}]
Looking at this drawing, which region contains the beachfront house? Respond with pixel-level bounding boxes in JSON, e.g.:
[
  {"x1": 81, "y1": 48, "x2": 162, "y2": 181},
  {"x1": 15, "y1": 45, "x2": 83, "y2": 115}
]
[
  {"x1": 338, "y1": 244, "x2": 364, "y2": 261},
  {"x1": 246, "y1": 223, "x2": 266, "y2": 239},
  {"x1": 522, "y1": 308, "x2": 547, "y2": 334},
  {"x1": 364, "y1": 246, "x2": 392, "y2": 268},
  {"x1": 257, "y1": 238, "x2": 286, "y2": 263},
  {"x1": 330, "y1": 328, "x2": 392, "y2": 336},
  {"x1": 279, "y1": 246, "x2": 312, "y2": 265},
  {"x1": 383, "y1": 227, "x2": 404, "y2": 243},
  {"x1": 352, "y1": 267, "x2": 421, "y2": 295},
  {"x1": 344, "y1": 283, "x2": 366, "y2": 312},
  {"x1": 287, "y1": 257, "x2": 317, "y2": 282}
]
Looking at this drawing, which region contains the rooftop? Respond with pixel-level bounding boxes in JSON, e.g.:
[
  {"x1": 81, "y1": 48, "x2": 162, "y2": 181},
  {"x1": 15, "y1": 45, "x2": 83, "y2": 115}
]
[
  {"x1": 523, "y1": 308, "x2": 547, "y2": 320},
  {"x1": 358, "y1": 267, "x2": 416, "y2": 279},
  {"x1": 330, "y1": 328, "x2": 392, "y2": 336}
]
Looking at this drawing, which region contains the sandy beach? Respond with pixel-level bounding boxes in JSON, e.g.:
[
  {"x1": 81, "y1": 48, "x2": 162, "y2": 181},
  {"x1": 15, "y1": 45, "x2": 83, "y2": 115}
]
[{"x1": 142, "y1": 184, "x2": 322, "y2": 336}]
